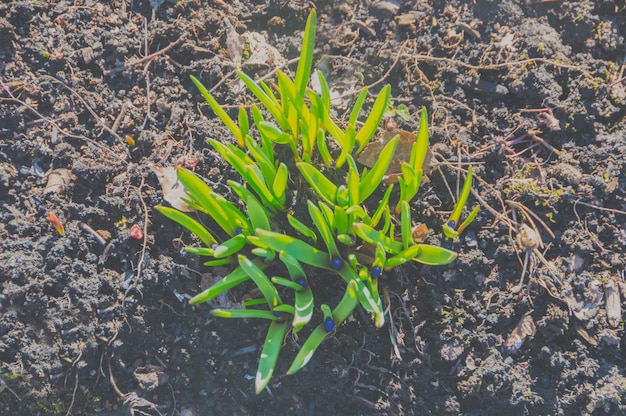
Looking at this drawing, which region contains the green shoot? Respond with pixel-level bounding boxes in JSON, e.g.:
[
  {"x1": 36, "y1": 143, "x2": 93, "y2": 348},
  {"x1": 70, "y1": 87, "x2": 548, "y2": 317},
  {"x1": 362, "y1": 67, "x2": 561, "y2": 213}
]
[{"x1": 443, "y1": 166, "x2": 478, "y2": 238}]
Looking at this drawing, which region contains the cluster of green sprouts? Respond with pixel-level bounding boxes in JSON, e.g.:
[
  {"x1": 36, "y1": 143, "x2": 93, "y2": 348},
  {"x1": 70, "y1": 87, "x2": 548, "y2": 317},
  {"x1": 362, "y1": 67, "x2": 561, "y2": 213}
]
[{"x1": 156, "y1": 10, "x2": 477, "y2": 394}]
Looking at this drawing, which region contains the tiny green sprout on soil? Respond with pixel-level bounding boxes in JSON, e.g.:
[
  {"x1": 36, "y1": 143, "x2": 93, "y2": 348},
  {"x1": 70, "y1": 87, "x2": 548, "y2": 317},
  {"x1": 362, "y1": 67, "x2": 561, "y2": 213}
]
[
  {"x1": 156, "y1": 9, "x2": 477, "y2": 394},
  {"x1": 442, "y1": 166, "x2": 480, "y2": 239}
]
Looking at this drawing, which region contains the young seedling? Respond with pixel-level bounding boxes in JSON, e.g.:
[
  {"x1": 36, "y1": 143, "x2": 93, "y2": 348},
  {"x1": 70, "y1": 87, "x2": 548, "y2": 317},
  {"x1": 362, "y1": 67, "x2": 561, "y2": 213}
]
[
  {"x1": 443, "y1": 166, "x2": 480, "y2": 239},
  {"x1": 396, "y1": 107, "x2": 429, "y2": 213}
]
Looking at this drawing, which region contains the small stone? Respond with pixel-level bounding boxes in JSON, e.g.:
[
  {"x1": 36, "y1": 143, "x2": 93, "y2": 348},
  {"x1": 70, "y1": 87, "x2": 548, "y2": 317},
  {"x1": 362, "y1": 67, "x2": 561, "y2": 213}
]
[{"x1": 81, "y1": 47, "x2": 94, "y2": 65}]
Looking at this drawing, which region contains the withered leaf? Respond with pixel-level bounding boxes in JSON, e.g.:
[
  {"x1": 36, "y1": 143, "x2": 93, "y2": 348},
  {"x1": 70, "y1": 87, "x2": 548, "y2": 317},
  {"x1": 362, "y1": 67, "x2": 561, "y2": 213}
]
[
  {"x1": 411, "y1": 223, "x2": 429, "y2": 243},
  {"x1": 357, "y1": 129, "x2": 432, "y2": 184},
  {"x1": 605, "y1": 279, "x2": 621, "y2": 328},
  {"x1": 151, "y1": 166, "x2": 196, "y2": 213},
  {"x1": 503, "y1": 313, "x2": 536, "y2": 355}
]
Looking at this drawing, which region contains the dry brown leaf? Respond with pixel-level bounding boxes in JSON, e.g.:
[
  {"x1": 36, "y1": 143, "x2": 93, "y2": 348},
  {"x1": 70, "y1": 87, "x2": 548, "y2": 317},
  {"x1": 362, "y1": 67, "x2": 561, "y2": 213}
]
[
  {"x1": 240, "y1": 32, "x2": 286, "y2": 68},
  {"x1": 44, "y1": 168, "x2": 75, "y2": 195},
  {"x1": 605, "y1": 279, "x2": 621, "y2": 328},
  {"x1": 151, "y1": 166, "x2": 195, "y2": 212},
  {"x1": 412, "y1": 223, "x2": 429, "y2": 243},
  {"x1": 503, "y1": 313, "x2": 536, "y2": 354},
  {"x1": 357, "y1": 129, "x2": 432, "y2": 184}
]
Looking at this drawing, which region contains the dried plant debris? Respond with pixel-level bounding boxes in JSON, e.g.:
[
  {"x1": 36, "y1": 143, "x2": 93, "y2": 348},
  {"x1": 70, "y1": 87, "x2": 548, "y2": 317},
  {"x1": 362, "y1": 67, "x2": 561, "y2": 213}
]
[
  {"x1": 604, "y1": 278, "x2": 621, "y2": 328},
  {"x1": 503, "y1": 313, "x2": 536, "y2": 355},
  {"x1": 441, "y1": 337, "x2": 465, "y2": 361},
  {"x1": 43, "y1": 168, "x2": 75, "y2": 195},
  {"x1": 151, "y1": 166, "x2": 195, "y2": 212},
  {"x1": 358, "y1": 130, "x2": 432, "y2": 183}
]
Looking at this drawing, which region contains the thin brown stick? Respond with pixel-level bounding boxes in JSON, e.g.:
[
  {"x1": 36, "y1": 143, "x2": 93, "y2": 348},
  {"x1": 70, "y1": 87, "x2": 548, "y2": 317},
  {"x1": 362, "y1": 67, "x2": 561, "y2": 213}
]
[
  {"x1": 400, "y1": 53, "x2": 590, "y2": 76},
  {"x1": 124, "y1": 176, "x2": 151, "y2": 300},
  {"x1": 104, "y1": 35, "x2": 187, "y2": 76},
  {"x1": 64, "y1": 372, "x2": 79, "y2": 416},
  {"x1": 0, "y1": 79, "x2": 127, "y2": 163},
  {"x1": 365, "y1": 40, "x2": 409, "y2": 90},
  {"x1": 507, "y1": 199, "x2": 555, "y2": 240},
  {"x1": 142, "y1": 17, "x2": 152, "y2": 129},
  {"x1": 0, "y1": 377, "x2": 21, "y2": 401},
  {"x1": 43, "y1": 75, "x2": 128, "y2": 148},
  {"x1": 573, "y1": 199, "x2": 626, "y2": 216},
  {"x1": 77, "y1": 222, "x2": 107, "y2": 246}
]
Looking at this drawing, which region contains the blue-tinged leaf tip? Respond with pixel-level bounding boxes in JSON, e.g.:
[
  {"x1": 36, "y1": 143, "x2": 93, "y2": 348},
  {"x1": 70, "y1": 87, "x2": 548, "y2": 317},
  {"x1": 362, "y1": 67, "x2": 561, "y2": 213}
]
[
  {"x1": 324, "y1": 318, "x2": 335, "y2": 332},
  {"x1": 331, "y1": 257, "x2": 344, "y2": 270},
  {"x1": 371, "y1": 266, "x2": 382, "y2": 279}
]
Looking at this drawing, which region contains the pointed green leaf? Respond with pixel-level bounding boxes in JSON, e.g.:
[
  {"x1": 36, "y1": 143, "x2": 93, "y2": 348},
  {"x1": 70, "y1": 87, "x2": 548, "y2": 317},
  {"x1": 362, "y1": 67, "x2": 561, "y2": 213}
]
[
  {"x1": 272, "y1": 163, "x2": 288, "y2": 207},
  {"x1": 238, "y1": 108, "x2": 249, "y2": 144},
  {"x1": 251, "y1": 247, "x2": 275, "y2": 262},
  {"x1": 229, "y1": 180, "x2": 259, "y2": 210},
  {"x1": 156, "y1": 205, "x2": 217, "y2": 247},
  {"x1": 177, "y1": 167, "x2": 241, "y2": 236},
  {"x1": 457, "y1": 205, "x2": 480, "y2": 235},
  {"x1": 413, "y1": 244, "x2": 458, "y2": 265},
  {"x1": 308, "y1": 201, "x2": 340, "y2": 261},
  {"x1": 347, "y1": 160, "x2": 360, "y2": 207},
  {"x1": 211, "y1": 309, "x2": 278, "y2": 320},
  {"x1": 354, "y1": 85, "x2": 391, "y2": 153},
  {"x1": 348, "y1": 87, "x2": 369, "y2": 127},
  {"x1": 353, "y1": 222, "x2": 403, "y2": 254},
  {"x1": 370, "y1": 185, "x2": 394, "y2": 227},
  {"x1": 203, "y1": 258, "x2": 235, "y2": 267},
  {"x1": 255, "y1": 229, "x2": 330, "y2": 269},
  {"x1": 246, "y1": 195, "x2": 271, "y2": 232},
  {"x1": 358, "y1": 135, "x2": 398, "y2": 203},
  {"x1": 287, "y1": 280, "x2": 358, "y2": 375},
  {"x1": 238, "y1": 255, "x2": 282, "y2": 308},
  {"x1": 385, "y1": 244, "x2": 422, "y2": 268},
  {"x1": 271, "y1": 276, "x2": 304, "y2": 291},
  {"x1": 189, "y1": 261, "x2": 269, "y2": 304},
  {"x1": 294, "y1": 10, "x2": 316, "y2": 97},
  {"x1": 245, "y1": 134, "x2": 277, "y2": 186},
  {"x1": 185, "y1": 246, "x2": 214, "y2": 257},
  {"x1": 237, "y1": 71, "x2": 288, "y2": 129},
  {"x1": 297, "y1": 162, "x2": 337, "y2": 205},
  {"x1": 256, "y1": 319, "x2": 288, "y2": 393},
  {"x1": 190, "y1": 75, "x2": 243, "y2": 146},
  {"x1": 400, "y1": 200, "x2": 411, "y2": 250},
  {"x1": 213, "y1": 234, "x2": 247, "y2": 258},
  {"x1": 334, "y1": 123, "x2": 355, "y2": 169},
  {"x1": 334, "y1": 205, "x2": 349, "y2": 236},
  {"x1": 446, "y1": 166, "x2": 474, "y2": 228},
  {"x1": 278, "y1": 251, "x2": 314, "y2": 330},
  {"x1": 287, "y1": 214, "x2": 317, "y2": 243},
  {"x1": 411, "y1": 107, "x2": 429, "y2": 173},
  {"x1": 316, "y1": 128, "x2": 334, "y2": 167}
]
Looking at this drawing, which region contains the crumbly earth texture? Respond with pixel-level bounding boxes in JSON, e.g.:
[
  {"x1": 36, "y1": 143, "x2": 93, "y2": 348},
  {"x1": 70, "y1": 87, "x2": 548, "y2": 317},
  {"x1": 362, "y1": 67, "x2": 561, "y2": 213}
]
[{"x1": 1, "y1": 0, "x2": 625, "y2": 415}]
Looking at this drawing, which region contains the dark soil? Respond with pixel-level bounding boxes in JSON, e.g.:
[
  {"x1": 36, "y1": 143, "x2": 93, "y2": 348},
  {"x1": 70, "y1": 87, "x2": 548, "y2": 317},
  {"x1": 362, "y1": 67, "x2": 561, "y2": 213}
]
[{"x1": 1, "y1": 0, "x2": 625, "y2": 415}]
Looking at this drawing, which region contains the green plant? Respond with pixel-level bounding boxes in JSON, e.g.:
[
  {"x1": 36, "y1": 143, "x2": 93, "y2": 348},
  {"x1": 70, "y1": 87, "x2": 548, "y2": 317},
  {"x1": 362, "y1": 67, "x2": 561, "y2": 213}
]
[
  {"x1": 443, "y1": 166, "x2": 480, "y2": 239},
  {"x1": 383, "y1": 100, "x2": 411, "y2": 121},
  {"x1": 157, "y1": 10, "x2": 477, "y2": 394}
]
